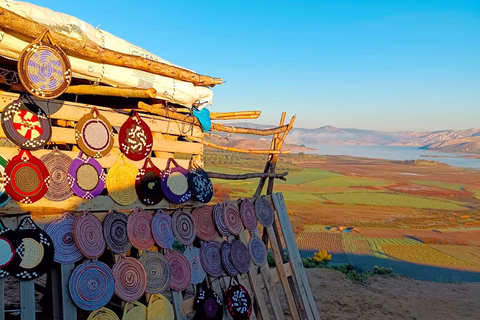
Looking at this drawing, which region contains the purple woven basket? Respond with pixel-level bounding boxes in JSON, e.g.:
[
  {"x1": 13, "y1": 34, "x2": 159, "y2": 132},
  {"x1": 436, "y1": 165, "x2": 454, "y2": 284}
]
[
  {"x1": 223, "y1": 203, "x2": 243, "y2": 236},
  {"x1": 68, "y1": 152, "x2": 106, "y2": 199},
  {"x1": 127, "y1": 207, "x2": 155, "y2": 250},
  {"x1": 103, "y1": 210, "x2": 132, "y2": 255},
  {"x1": 44, "y1": 212, "x2": 83, "y2": 264},
  {"x1": 112, "y1": 256, "x2": 147, "y2": 302},
  {"x1": 73, "y1": 211, "x2": 106, "y2": 260},
  {"x1": 192, "y1": 206, "x2": 219, "y2": 242},
  {"x1": 220, "y1": 241, "x2": 238, "y2": 277},
  {"x1": 200, "y1": 241, "x2": 223, "y2": 278},
  {"x1": 151, "y1": 209, "x2": 175, "y2": 249},
  {"x1": 161, "y1": 158, "x2": 191, "y2": 204},
  {"x1": 254, "y1": 196, "x2": 275, "y2": 228},
  {"x1": 230, "y1": 239, "x2": 251, "y2": 274},
  {"x1": 166, "y1": 250, "x2": 191, "y2": 292},
  {"x1": 240, "y1": 199, "x2": 258, "y2": 232},
  {"x1": 248, "y1": 236, "x2": 267, "y2": 266},
  {"x1": 171, "y1": 209, "x2": 196, "y2": 246},
  {"x1": 213, "y1": 203, "x2": 230, "y2": 236}
]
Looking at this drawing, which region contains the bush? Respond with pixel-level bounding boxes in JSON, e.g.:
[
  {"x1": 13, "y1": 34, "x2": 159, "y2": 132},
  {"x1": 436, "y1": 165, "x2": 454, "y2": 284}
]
[{"x1": 302, "y1": 261, "x2": 395, "y2": 283}]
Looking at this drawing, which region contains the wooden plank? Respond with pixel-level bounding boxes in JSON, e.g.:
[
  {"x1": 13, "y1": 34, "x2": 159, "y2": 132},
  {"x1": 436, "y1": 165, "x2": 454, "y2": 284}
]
[
  {"x1": 0, "y1": 278, "x2": 4, "y2": 320},
  {"x1": 60, "y1": 264, "x2": 77, "y2": 320},
  {"x1": 272, "y1": 193, "x2": 320, "y2": 320},
  {"x1": 20, "y1": 280, "x2": 35, "y2": 319},
  {"x1": 269, "y1": 262, "x2": 293, "y2": 283},
  {"x1": 171, "y1": 290, "x2": 186, "y2": 320},
  {"x1": 51, "y1": 265, "x2": 63, "y2": 320},
  {"x1": 181, "y1": 298, "x2": 195, "y2": 317}
]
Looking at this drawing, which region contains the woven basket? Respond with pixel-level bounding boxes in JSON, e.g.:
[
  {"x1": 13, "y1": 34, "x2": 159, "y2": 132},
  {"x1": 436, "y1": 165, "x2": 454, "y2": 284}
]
[
  {"x1": 166, "y1": 250, "x2": 191, "y2": 292},
  {"x1": 248, "y1": 236, "x2": 267, "y2": 266},
  {"x1": 119, "y1": 110, "x2": 153, "y2": 161},
  {"x1": 87, "y1": 308, "x2": 120, "y2": 320},
  {"x1": 184, "y1": 246, "x2": 206, "y2": 285},
  {"x1": 240, "y1": 198, "x2": 258, "y2": 232},
  {"x1": 0, "y1": 153, "x2": 11, "y2": 207},
  {"x1": 255, "y1": 196, "x2": 275, "y2": 228},
  {"x1": 135, "y1": 158, "x2": 163, "y2": 205},
  {"x1": 17, "y1": 30, "x2": 71, "y2": 99},
  {"x1": 122, "y1": 301, "x2": 147, "y2": 320},
  {"x1": 192, "y1": 286, "x2": 223, "y2": 320},
  {"x1": 230, "y1": 239, "x2": 251, "y2": 275},
  {"x1": 112, "y1": 256, "x2": 147, "y2": 302},
  {"x1": 171, "y1": 209, "x2": 196, "y2": 246},
  {"x1": 223, "y1": 203, "x2": 243, "y2": 235},
  {"x1": 75, "y1": 107, "x2": 114, "y2": 158},
  {"x1": 199, "y1": 241, "x2": 223, "y2": 278},
  {"x1": 225, "y1": 281, "x2": 252, "y2": 320},
  {"x1": 73, "y1": 211, "x2": 106, "y2": 260},
  {"x1": 188, "y1": 161, "x2": 213, "y2": 204},
  {"x1": 103, "y1": 210, "x2": 132, "y2": 255},
  {"x1": 0, "y1": 220, "x2": 22, "y2": 278},
  {"x1": 220, "y1": 241, "x2": 238, "y2": 277},
  {"x1": 44, "y1": 212, "x2": 83, "y2": 264},
  {"x1": 127, "y1": 207, "x2": 154, "y2": 250},
  {"x1": 151, "y1": 209, "x2": 175, "y2": 249},
  {"x1": 138, "y1": 250, "x2": 171, "y2": 294},
  {"x1": 213, "y1": 203, "x2": 230, "y2": 236},
  {"x1": 68, "y1": 152, "x2": 106, "y2": 199},
  {"x1": 107, "y1": 154, "x2": 138, "y2": 205},
  {"x1": 161, "y1": 158, "x2": 191, "y2": 204},
  {"x1": 40, "y1": 149, "x2": 73, "y2": 201},
  {"x1": 147, "y1": 294, "x2": 174, "y2": 320},
  {"x1": 192, "y1": 206, "x2": 218, "y2": 242}
]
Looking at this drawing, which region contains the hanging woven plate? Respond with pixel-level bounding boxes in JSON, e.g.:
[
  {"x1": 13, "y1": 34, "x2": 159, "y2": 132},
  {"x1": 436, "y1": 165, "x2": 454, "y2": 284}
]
[
  {"x1": 73, "y1": 211, "x2": 106, "y2": 260},
  {"x1": 135, "y1": 158, "x2": 163, "y2": 206},
  {"x1": 192, "y1": 206, "x2": 218, "y2": 242},
  {"x1": 106, "y1": 154, "x2": 138, "y2": 205},
  {"x1": 87, "y1": 307, "x2": 120, "y2": 320},
  {"x1": 240, "y1": 198, "x2": 258, "y2": 232},
  {"x1": 225, "y1": 280, "x2": 252, "y2": 320},
  {"x1": 11, "y1": 217, "x2": 54, "y2": 280},
  {"x1": 230, "y1": 239, "x2": 251, "y2": 275},
  {"x1": 68, "y1": 152, "x2": 106, "y2": 199},
  {"x1": 223, "y1": 203, "x2": 243, "y2": 236},
  {"x1": 75, "y1": 107, "x2": 114, "y2": 158},
  {"x1": 0, "y1": 153, "x2": 11, "y2": 207},
  {"x1": 171, "y1": 209, "x2": 196, "y2": 246},
  {"x1": 102, "y1": 210, "x2": 132, "y2": 255},
  {"x1": 122, "y1": 301, "x2": 147, "y2": 320},
  {"x1": 151, "y1": 209, "x2": 174, "y2": 249},
  {"x1": 161, "y1": 158, "x2": 191, "y2": 204},
  {"x1": 18, "y1": 30, "x2": 71, "y2": 99},
  {"x1": 139, "y1": 250, "x2": 171, "y2": 294},
  {"x1": 248, "y1": 236, "x2": 267, "y2": 267},
  {"x1": 119, "y1": 110, "x2": 153, "y2": 161},
  {"x1": 0, "y1": 220, "x2": 22, "y2": 278},
  {"x1": 127, "y1": 207, "x2": 154, "y2": 250},
  {"x1": 112, "y1": 256, "x2": 147, "y2": 302},
  {"x1": 44, "y1": 212, "x2": 82, "y2": 264},
  {"x1": 69, "y1": 260, "x2": 114, "y2": 311},
  {"x1": 199, "y1": 241, "x2": 223, "y2": 278},
  {"x1": 213, "y1": 203, "x2": 230, "y2": 237},
  {"x1": 166, "y1": 250, "x2": 191, "y2": 292},
  {"x1": 4, "y1": 149, "x2": 50, "y2": 204},
  {"x1": 1, "y1": 98, "x2": 52, "y2": 150},
  {"x1": 188, "y1": 161, "x2": 213, "y2": 204},
  {"x1": 40, "y1": 149, "x2": 73, "y2": 201},
  {"x1": 220, "y1": 241, "x2": 238, "y2": 277},
  {"x1": 184, "y1": 246, "x2": 206, "y2": 285},
  {"x1": 254, "y1": 196, "x2": 275, "y2": 228},
  {"x1": 147, "y1": 294, "x2": 175, "y2": 320},
  {"x1": 193, "y1": 286, "x2": 223, "y2": 320}
]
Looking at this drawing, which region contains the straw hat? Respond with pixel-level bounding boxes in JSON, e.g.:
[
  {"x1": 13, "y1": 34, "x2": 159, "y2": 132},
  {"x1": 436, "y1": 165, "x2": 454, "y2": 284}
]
[
  {"x1": 171, "y1": 209, "x2": 196, "y2": 246},
  {"x1": 147, "y1": 294, "x2": 174, "y2": 320},
  {"x1": 166, "y1": 250, "x2": 191, "y2": 292},
  {"x1": 138, "y1": 250, "x2": 171, "y2": 294},
  {"x1": 200, "y1": 241, "x2": 223, "y2": 278},
  {"x1": 188, "y1": 161, "x2": 213, "y2": 204},
  {"x1": 73, "y1": 211, "x2": 106, "y2": 260},
  {"x1": 127, "y1": 207, "x2": 154, "y2": 250},
  {"x1": 136, "y1": 158, "x2": 163, "y2": 206},
  {"x1": 119, "y1": 110, "x2": 153, "y2": 161},
  {"x1": 87, "y1": 307, "x2": 120, "y2": 320},
  {"x1": 103, "y1": 210, "x2": 132, "y2": 255},
  {"x1": 161, "y1": 158, "x2": 191, "y2": 204},
  {"x1": 213, "y1": 203, "x2": 230, "y2": 236},
  {"x1": 220, "y1": 241, "x2": 238, "y2": 277},
  {"x1": 40, "y1": 149, "x2": 73, "y2": 202},
  {"x1": 122, "y1": 301, "x2": 147, "y2": 320},
  {"x1": 240, "y1": 198, "x2": 258, "y2": 232},
  {"x1": 223, "y1": 203, "x2": 243, "y2": 236},
  {"x1": 106, "y1": 154, "x2": 138, "y2": 206},
  {"x1": 184, "y1": 246, "x2": 206, "y2": 285},
  {"x1": 68, "y1": 152, "x2": 106, "y2": 200},
  {"x1": 75, "y1": 107, "x2": 114, "y2": 158},
  {"x1": 230, "y1": 239, "x2": 251, "y2": 275},
  {"x1": 112, "y1": 256, "x2": 147, "y2": 302},
  {"x1": 225, "y1": 281, "x2": 252, "y2": 320},
  {"x1": 151, "y1": 209, "x2": 175, "y2": 249},
  {"x1": 192, "y1": 206, "x2": 218, "y2": 242},
  {"x1": 248, "y1": 236, "x2": 267, "y2": 267},
  {"x1": 44, "y1": 212, "x2": 83, "y2": 264},
  {"x1": 254, "y1": 196, "x2": 275, "y2": 228},
  {"x1": 0, "y1": 220, "x2": 22, "y2": 278}
]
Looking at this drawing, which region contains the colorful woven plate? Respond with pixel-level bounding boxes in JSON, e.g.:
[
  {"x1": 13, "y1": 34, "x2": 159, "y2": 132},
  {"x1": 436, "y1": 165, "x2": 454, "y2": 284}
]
[
  {"x1": 123, "y1": 301, "x2": 147, "y2": 320},
  {"x1": 248, "y1": 236, "x2": 267, "y2": 266},
  {"x1": 240, "y1": 198, "x2": 258, "y2": 232},
  {"x1": 44, "y1": 212, "x2": 83, "y2": 264},
  {"x1": 225, "y1": 282, "x2": 252, "y2": 320},
  {"x1": 102, "y1": 210, "x2": 132, "y2": 255},
  {"x1": 193, "y1": 287, "x2": 223, "y2": 320},
  {"x1": 184, "y1": 246, "x2": 206, "y2": 285},
  {"x1": 139, "y1": 250, "x2": 171, "y2": 294},
  {"x1": 75, "y1": 107, "x2": 114, "y2": 158},
  {"x1": 188, "y1": 161, "x2": 213, "y2": 204},
  {"x1": 220, "y1": 241, "x2": 238, "y2": 277},
  {"x1": 1, "y1": 98, "x2": 52, "y2": 150},
  {"x1": 223, "y1": 203, "x2": 243, "y2": 236},
  {"x1": 119, "y1": 110, "x2": 153, "y2": 161},
  {"x1": 68, "y1": 152, "x2": 106, "y2": 199},
  {"x1": 213, "y1": 203, "x2": 230, "y2": 236},
  {"x1": 166, "y1": 250, "x2": 191, "y2": 292},
  {"x1": 127, "y1": 207, "x2": 154, "y2": 250},
  {"x1": 0, "y1": 153, "x2": 11, "y2": 207},
  {"x1": 87, "y1": 307, "x2": 120, "y2": 320},
  {"x1": 4, "y1": 149, "x2": 50, "y2": 204},
  {"x1": 106, "y1": 154, "x2": 138, "y2": 205},
  {"x1": 112, "y1": 256, "x2": 147, "y2": 302},
  {"x1": 255, "y1": 196, "x2": 275, "y2": 228},
  {"x1": 0, "y1": 220, "x2": 22, "y2": 278},
  {"x1": 69, "y1": 260, "x2": 114, "y2": 311},
  {"x1": 171, "y1": 209, "x2": 196, "y2": 246},
  {"x1": 73, "y1": 211, "x2": 106, "y2": 260},
  {"x1": 17, "y1": 31, "x2": 71, "y2": 99},
  {"x1": 192, "y1": 206, "x2": 218, "y2": 242},
  {"x1": 147, "y1": 294, "x2": 175, "y2": 320},
  {"x1": 200, "y1": 241, "x2": 223, "y2": 278},
  {"x1": 40, "y1": 149, "x2": 73, "y2": 201},
  {"x1": 136, "y1": 158, "x2": 163, "y2": 205},
  {"x1": 151, "y1": 209, "x2": 174, "y2": 249},
  {"x1": 161, "y1": 158, "x2": 191, "y2": 204},
  {"x1": 230, "y1": 239, "x2": 251, "y2": 274}
]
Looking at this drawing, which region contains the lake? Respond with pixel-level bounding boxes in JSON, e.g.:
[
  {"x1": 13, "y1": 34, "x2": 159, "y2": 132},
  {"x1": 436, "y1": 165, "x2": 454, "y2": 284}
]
[{"x1": 310, "y1": 145, "x2": 480, "y2": 169}]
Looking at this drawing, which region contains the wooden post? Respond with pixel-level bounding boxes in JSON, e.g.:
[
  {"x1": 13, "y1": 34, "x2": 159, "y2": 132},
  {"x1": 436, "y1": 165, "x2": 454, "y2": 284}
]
[
  {"x1": 20, "y1": 280, "x2": 35, "y2": 319},
  {"x1": 0, "y1": 278, "x2": 4, "y2": 320}
]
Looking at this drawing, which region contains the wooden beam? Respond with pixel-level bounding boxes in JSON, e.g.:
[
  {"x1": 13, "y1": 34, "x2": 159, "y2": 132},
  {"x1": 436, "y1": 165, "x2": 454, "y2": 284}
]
[
  {"x1": 207, "y1": 171, "x2": 288, "y2": 181},
  {"x1": 186, "y1": 136, "x2": 291, "y2": 154},
  {"x1": 65, "y1": 85, "x2": 157, "y2": 98},
  {"x1": 210, "y1": 111, "x2": 261, "y2": 120}
]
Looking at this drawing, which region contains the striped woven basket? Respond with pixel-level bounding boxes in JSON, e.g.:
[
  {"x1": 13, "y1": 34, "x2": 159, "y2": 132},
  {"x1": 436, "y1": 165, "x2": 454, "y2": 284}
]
[
  {"x1": 122, "y1": 301, "x2": 147, "y2": 320},
  {"x1": 40, "y1": 149, "x2": 73, "y2": 202},
  {"x1": 106, "y1": 154, "x2": 138, "y2": 205},
  {"x1": 147, "y1": 294, "x2": 175, "y2": 320},
  {"x1": 87, "y1": 307, "x2": 120, "y2": 320},
  {"x1": 75, "y1": 107, "x2": 114, "y2": 158}
]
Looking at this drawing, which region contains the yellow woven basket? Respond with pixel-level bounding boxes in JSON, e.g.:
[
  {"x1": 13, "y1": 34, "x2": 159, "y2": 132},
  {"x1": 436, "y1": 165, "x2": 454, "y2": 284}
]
[
  {"x1": 147, "y1": 294, "x2": 174, "y2": 320},
  {"x1": 87, "y1": 307, "x2": 120, "y2": 320},
  {"x1": 122, "y1": 301, "x2": 147, "y2": 320},
  {"x1": 107, "y1": 154, "x2": 138, "y2": 205}
]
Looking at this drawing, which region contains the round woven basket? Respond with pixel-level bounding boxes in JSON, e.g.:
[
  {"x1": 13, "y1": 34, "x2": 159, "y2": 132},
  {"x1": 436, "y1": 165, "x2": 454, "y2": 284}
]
[
  {"x1": 122, "y1": 301, "x2": 147, "y2": 320},
  {"x1": 106, "y1": 154, "x2": 138, "y2": 206},
  {"x1": 230, "y1": 239, "x2": 251, "y2": 275},
  {"x1": 193, "y1": 287, "x2": 223, "y2": 320},
  {"x1": 127, "y1": 207, "x2": 154, "y2": 250},
  {"x1": 119, "y1": 110, "x2": 153, "y2": 161},
  {"x1": 213, "y1": 203, "x2": 230, "y2": 236},
  {"x1": 248, "y1": 236, "x2": 267, "y2": 266},
  {"x1": 40, "y1": 149, "x2": 73, "y2": 201},
  {"x1": 112, "y1": 256, "x2": 147, "y2": 302},
  {"x1": 69, "y1": 260, "x2": 114, "y2": 311},
  {"x1": 188, "y1": 162, "x2": 213, "y2": 204},
  {"x1": 254, "y1": 196, "x2": 275, "y2": 228},
  {"x1": 68, "y1": 152, "x2": 106, "y2": 200},
  {"x1": 1, "y1": 99, "x2": 52, "y2": 150},
  {"x1": 240, "y1": 199, "x2": 258, "y2": 232},
  {"x1": 4, "y1": 149, "x2": 50, "y2": 204},
  {"x1": 171, "y1": 209, "x2": 196, "y2": 246},
  {"x1": 75, "y1": 107, "x2": 114, "y2": 158},
  {"x1": 87, "y1": 307, "x2": 120, "y2": 320},
  {"x1": 0, "y1": 220, "x2": 22, "y2": 278},
  {"x1": 200, "y1": 241, "x2": 223, "y2": 278},
  {"x1": 223, "y1": 203, "x2": 243, "y2": 236},
  {"x1": 220, "y1": 241, "x2": 238, "y2": 277},
  {"x1": 135, "y1": 158, "x2": 163, "y2": 205},
  {"x1": 17, "y1": 31, "x2": 71, "y2": 99},
  {"x1": 147, "y1": 294, "x2": 175, "y2": 320},
  {"x1": 192, "y1": 206, "x2": 218, "y2": 242},
  {"x1": 166, "y1": 250, "x2": 191, "y2": 292},
  {"x1": 161, "y1": 158, "x2": 191, "y2": 204},
  {"x1": 151, "y1": 209, "x2": 175, "y2": 249},
  {"x1": 225, "y1": 282, "x2": 252, "y2": 320},
  {"x1": 44, "y1": 212, "x2": 83, "y2": 264},
  {"x1": 184, "y1": 246, "x2": 206, "y2": 285},
  {"x1": 103, "y1": 210, "x2": 132, "y2": 255},
  {"x1": 0, "y1": 153, "x2": 11, "y2": 208},
  {"x1": 138, "y1": 250, "x2": 171, "y2": 294},
  {"x1": 73, "y1": 211, "x2": 106, "y2": 260}
]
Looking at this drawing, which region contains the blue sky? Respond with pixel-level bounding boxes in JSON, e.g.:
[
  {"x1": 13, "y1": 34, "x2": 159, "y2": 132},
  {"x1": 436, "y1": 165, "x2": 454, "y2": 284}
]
[{"x1": 25, "y1": 0, "x2": 480, "y2": 132}]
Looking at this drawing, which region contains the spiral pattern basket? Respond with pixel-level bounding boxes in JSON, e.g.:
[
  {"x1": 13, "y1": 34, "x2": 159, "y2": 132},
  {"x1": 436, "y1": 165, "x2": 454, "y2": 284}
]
[
  {"x1": 1, "y1": 99, "x2": 52, "y2": 150},
  {"x1": 68, "y1": 152, "x2": 106, "y2": 200},
  {"x1": 73, "y1": 211, "x2": 106, "y2": 260},
  {"x1": 231, "y1": 239, "x2": 251, "y2": 275},
  {"x1": 69, "y1": 260, "x2": 114, "y2": 311},
  {"x1": 102, "y1": 210, "x2": 132, "y2": 255},
  {"x1": 193, "y1": 287, "x2": 223, "y2": 320},
  {"x1": 220, "y1": 241, "x2": 238, "y2": 277},
  {"x1": 213, "y1": 203, "x2": 230, "y2": 236},
  {"x1": 188, "y1": 164, "x2": 213, "y2": 204},
  {"x1": 122, "y1": 301, "x2": 147, "y2": 320},
  {"x1": 184, "y1": 246, "x2": 206, "y2": 285},
  {"x1": 151, "y1": 209, "x2": 175, "y2": 249},
  {"x1": 139, "y1": 250, "x2": 171, "y2": 294},
  {"x1": 171, "y1": 209, "x2": 196, "y2": 246},
  {"x1": 135, "y1": 158, "x2": 163, "y2": 205},
  {"x1": 106, "y1": 154, "x2": 138, "y2": 205},
  {"x1": 0, "y1": 153, "x2": 11, "y2": 208},
  {"x1": 161, "y1": 158, "x2": 191, "y2": 204},
  {"x1": 225, "y1": 283, "x2": 252, "y2": 320},
  {"x1": 192, "y1": 206, "x2": 219, "y2": 242},
  {"x1": 240, "y1": 199, "x2": 258, "y2": 232},
  {"x1": 75, "y1": 107, "x2": 114, "y2": 158},
  {"x1": 87, "y1": 307, "x2": 120, "y2": 320},
  {"x1": 40, "y1": 149, "x2": 73, "y2": 201},
  {"x1": 112, "y1": 256, "x2": 147, "y2": 302},
  {"x1": 0, "y1": 220, "x2": 22, "y2": 278},
  {"x1": 248, "y1": 236, "x2": 267, "y2": 266},
  {"x1": 255, "y1": 196, "x2": 275, "y2": 228},
  {"x1": 119, "y1": 110, "x2": 153, "y2": 161},
  {"x1": 200, "y1": 241, "x2": 223, "y2": 278},
  {"x1": 147, "y1": 294, "x2": 175, "y2": 320},
  {"x1": 166, "y1": 250, "x2": 191, "y2": 292},
  {"x1": 127, "y1": 207, "x2": 154, "y2": 250},
  {"x1": 223, "y1": 203, "x2": 243, "y2": 236},
  {"x1": 44, "y1": 212, "x2": 83, "y2": 264}
]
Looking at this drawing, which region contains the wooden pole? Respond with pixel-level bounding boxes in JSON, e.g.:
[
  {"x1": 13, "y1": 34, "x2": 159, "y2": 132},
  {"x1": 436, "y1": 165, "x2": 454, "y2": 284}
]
[
  {"x1": 0, "y1": 8, "x2": 222, "y2": 87},
  {"x1": 187, "y1": 136, "x2": 291, "y2": 154},
  {"x1": 210, "y1": 111, "x2": 261, "y2": 120},
  {"x1": 65, "y1": 85, "x2": 157, "y2": 98},
  {"x1": 207, "y1": 171, "x2": 288, "y2": 181}
]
